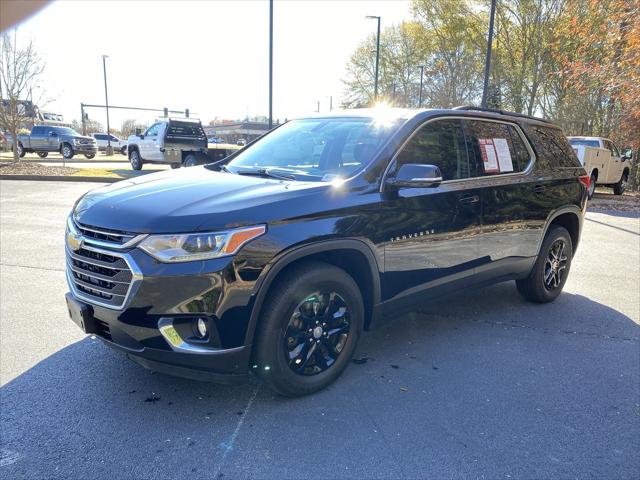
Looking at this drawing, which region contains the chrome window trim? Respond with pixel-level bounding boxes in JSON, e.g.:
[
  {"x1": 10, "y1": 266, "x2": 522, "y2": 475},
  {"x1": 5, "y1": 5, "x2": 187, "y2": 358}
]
[
  {"x1": 380, "y1": 115, "x2": 537, "y2": 193},
  {"x1": 65, "y1": 244, "x2": 143, "y2": 311}
]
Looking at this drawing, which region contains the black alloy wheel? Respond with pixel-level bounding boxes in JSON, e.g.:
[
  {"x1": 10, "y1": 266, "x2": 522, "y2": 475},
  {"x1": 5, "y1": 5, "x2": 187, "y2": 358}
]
[
  {"x1": 516, "y1": 225, "x2": 573, "y2": 303},
  {"x1": 543, "y1": 239, "x2": 568, "y2": 290},
  {"x1": 284, "y1": 292, "x2": 351, "y2": 376},
  {"x1": 253, "y1": 261, "x2": 363, "y2": 396}
]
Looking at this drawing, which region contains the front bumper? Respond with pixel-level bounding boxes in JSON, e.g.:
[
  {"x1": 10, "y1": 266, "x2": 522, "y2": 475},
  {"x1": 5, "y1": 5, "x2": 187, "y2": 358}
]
[
  {"x1": 73, "y1": 144, "x2": 98, "y2": 154},
  {"x1": 65, "y1": 243, "x2": 259, "y2": 381}
]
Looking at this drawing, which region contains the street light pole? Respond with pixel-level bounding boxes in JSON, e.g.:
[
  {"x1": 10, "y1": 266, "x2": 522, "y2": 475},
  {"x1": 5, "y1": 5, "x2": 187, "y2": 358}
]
[
  {"x1": 101, "y1": 55, "x2": 113, "y2": 155},
  {"x1": 417, "y1": 65, "x2": 425, "y2": 108},
  {"x1": 366, "y1": 15, "x2": 381, "y2": 104},
  {"x1": 481, "y1": 0, "x2": 497, "y2": 108},
  {"x1": 268, "y1": 0, "x2": 273, "y2": 129}
]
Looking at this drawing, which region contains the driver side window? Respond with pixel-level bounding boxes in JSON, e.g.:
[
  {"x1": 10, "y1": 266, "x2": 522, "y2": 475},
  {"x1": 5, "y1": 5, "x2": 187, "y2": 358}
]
[
  {"x1": 145, "y1": 123, "x2": 159, "y2": 137},
  {"x1": 395, "y1": 119, "x2": 470, "y2": 181}
]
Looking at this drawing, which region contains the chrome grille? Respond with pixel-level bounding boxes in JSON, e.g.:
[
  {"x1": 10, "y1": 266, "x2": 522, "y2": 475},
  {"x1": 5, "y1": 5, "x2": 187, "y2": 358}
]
[
  {"x1": 66, "y1": 245, "x2": 138, "y2": 309},
  {"x1": 74, "y1": 220, "x2": 146, "y2": 249}
]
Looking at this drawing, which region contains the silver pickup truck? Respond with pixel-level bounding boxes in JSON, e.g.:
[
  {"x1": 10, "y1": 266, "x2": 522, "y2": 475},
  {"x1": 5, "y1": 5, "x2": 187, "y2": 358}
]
[
  {"x1": 127, "y1": 118, "x2": 209, "y2": 170},
  {"x1": 17, "y1": 125, "x2": 98, "y2": 159}
]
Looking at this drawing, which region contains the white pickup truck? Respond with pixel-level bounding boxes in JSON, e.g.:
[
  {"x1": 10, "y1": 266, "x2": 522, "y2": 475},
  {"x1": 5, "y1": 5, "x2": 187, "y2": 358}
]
[
  {"x1": 567, "y1": 136, "x2": 633, "y2": 198},
  {"x1": 126, "y1": 118, "x2": 209, "y2": 170}
]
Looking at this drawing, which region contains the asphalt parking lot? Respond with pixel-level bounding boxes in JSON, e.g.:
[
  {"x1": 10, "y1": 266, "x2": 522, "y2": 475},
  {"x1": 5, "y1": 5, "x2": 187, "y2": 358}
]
[{"x1": 1, "y1": 180, "x2": 638, "y2": 479}]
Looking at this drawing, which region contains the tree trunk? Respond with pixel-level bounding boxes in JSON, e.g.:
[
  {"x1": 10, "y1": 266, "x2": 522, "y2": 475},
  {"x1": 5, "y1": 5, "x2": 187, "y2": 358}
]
[{"x1": 11, "y1": 131, "x2": 19, "y2": 162}]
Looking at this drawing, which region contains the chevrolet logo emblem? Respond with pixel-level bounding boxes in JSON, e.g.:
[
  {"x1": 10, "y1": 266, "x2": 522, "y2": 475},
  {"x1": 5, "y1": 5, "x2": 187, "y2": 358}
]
[{"x1": 67, "y1": 231, "x2": 83, "y2": 251}]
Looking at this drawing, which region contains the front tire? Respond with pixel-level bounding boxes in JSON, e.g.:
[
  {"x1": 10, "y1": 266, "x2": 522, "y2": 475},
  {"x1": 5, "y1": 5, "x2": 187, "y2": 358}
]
[
  {"x1": 84, "y1": 153, "x2": 95, "y2": 159},
  {"x1": 17, "y1": 143, "x2": 25, "y2": 158},
  {"x1": 253, "y1": 261, "x2": 364, "y2": 397},
  {"x1": 61, "y1": 143, "x2": 74, "y2": 159},
  {"x1": 37, "y1": 151, "x2": 48, "y2": 158},
  {"x1": 516, "y1": 225, "x2": 573, "y2": 303},
  {"x1": 613, "y1": 172, "x2": 628, "y2": 195},
  {"x1": 129, "y1": 149, "x2": 143, "y2": 170}
]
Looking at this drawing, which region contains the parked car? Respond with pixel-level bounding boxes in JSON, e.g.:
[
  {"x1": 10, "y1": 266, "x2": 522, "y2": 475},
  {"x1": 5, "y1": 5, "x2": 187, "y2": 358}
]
[
  {"x1": 127, "y1": 118, "x2": 208, "y2": 170},
  {"x1": 91, "y1": 133, "x2": 127, "y2": 155},
  {"x1": 65, "y1": 106, "x2": 588, "y2": 396},
  {"x1": 568, "y1": 136, "x2": 632, "y2": 198},
  {"x1": 16, "y1": 125, "x2": 97, "y2": 159}
]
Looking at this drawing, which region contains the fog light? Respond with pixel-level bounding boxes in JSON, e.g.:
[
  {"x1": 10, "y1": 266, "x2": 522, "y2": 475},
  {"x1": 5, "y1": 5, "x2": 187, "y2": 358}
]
[{"x1": 196, "y1": 318, "x2": 208, "y2": 338}]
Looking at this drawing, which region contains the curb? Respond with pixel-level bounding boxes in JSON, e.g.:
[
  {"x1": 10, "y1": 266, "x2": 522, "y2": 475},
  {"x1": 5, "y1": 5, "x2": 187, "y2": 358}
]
[
  {"x1": 0, "y1": 175, "x2": 120, "y2": 183},
  {"x1": 1, "y1": 159, "x2": 129, "y2": 164}
]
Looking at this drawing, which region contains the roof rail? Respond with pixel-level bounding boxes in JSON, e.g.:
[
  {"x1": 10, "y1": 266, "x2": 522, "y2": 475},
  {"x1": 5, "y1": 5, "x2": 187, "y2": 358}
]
[{"x1": 452, "y1": 105, "x2": 553, "y2": 124}]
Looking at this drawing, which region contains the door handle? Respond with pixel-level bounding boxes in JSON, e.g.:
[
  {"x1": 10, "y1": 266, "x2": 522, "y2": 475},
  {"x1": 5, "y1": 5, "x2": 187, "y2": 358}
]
[
  {"x1": 534, "y1": 185, "x2": 546, "y2": 194},
  {"x1": 459, "y1": 194, "x2": 480, "y2": 205}
]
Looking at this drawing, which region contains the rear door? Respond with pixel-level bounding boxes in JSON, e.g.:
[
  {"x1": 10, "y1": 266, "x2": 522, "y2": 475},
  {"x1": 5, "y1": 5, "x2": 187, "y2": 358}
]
[
  {"x1": 381, "y1": 118, "x2": 482, "y2": 304},
  {"x1": 603, "y1": 139, "x2": 623, "y2": 183},
  {"x1": 462, "y1": 118, "x2": 546, "y2": 279},
  {"x1": 30, "y1": 126, "x2": 47, "y2": 150}
]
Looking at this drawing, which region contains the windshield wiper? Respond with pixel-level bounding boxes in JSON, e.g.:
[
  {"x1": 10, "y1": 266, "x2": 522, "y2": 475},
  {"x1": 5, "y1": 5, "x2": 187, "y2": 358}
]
[{"x1": 235, "y1": 168, "x2": 296, "y2": 180}]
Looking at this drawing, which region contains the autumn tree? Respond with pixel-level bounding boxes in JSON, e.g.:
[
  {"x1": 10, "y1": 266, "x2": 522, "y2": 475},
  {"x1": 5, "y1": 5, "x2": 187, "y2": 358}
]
[{"x1": 0, "y1": 31, "x2": 45, "y2": 161}]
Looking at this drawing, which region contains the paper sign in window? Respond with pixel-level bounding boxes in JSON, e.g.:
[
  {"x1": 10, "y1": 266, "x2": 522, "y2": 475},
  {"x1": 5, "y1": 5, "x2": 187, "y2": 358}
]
[
  {"x1": 493, "y1": 138, "x2": 514, "y2": 173},
  {"x1": 478, "y1": 138, "x2": 499, "y2": 173}
]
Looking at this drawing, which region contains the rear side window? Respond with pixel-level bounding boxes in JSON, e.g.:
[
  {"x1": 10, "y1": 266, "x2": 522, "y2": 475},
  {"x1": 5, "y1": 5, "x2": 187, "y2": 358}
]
[
  {"x1": 395, "y1": 119, "x2": 470, "y2": 181},
  {"x1": 528, "y1": 126, "x2": 580, "y2": 169},
  {"x1": 95, "y1": 134, "x2": 106, "y2": 140},
  {"x1": 463, "y1": 120, "x2": 530, "y2": 175}
]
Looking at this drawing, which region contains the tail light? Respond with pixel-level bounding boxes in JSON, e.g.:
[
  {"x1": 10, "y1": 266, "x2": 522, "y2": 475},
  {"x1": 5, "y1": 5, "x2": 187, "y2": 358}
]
[{"x1": 578, "y1": 174, "x2": 591, "y2": 191}]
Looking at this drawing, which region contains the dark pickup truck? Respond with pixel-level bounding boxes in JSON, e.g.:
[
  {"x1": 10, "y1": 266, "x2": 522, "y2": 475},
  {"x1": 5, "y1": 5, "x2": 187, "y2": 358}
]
[{"x1": 17, "y1": 125, "x2": 98, "y2": 159}]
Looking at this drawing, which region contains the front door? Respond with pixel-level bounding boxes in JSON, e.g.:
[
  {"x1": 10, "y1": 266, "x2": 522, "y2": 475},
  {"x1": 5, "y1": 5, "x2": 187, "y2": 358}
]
[
  {"x1": 380, "y1": 118, "x2": 482, "y2": 304},
  {"x1": 603, "y1": 139, "x2": 623, "y2": 183}
]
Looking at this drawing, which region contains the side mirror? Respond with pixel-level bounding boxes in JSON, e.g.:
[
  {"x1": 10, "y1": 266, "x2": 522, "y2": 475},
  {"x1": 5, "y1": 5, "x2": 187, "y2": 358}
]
[
  {"x1": 621, "y1": 148, "x2": 633, "y2": 161},
  {"x1": 386, "y1": 163, "x2": 443, "y2": 189}
]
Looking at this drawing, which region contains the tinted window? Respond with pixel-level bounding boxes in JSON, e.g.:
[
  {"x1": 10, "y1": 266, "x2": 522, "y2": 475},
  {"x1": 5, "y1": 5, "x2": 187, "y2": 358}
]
[
  {"x1": 568, "y1": 138, "x2": 600, "y2": 148},
  {"x1": 31, "y1": 126, "x2": 44, "y2": 135},
  {"x1": 94, "y1": 134, "x2": 105, "y2": 140},
  {"x1": 463, "y1": 120, "x2": 529, "y2": 175},
  {"x1": 528, "y1": 125, "x2": 580, "y2": 169},
  {"x1": 395, "y1": 119, "x2": 470, "y2": 181},
  {"x1": 110, "y1": 135, "x2": 119, "y2": 142}
]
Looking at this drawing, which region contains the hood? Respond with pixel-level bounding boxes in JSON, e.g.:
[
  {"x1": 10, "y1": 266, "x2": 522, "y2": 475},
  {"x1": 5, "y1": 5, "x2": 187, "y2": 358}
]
[{"x1": 73, "y1": 166, "x2": 331, "y2": 233}]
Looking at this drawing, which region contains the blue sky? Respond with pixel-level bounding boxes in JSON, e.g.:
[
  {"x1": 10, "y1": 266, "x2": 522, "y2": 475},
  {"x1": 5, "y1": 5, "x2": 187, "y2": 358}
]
[{"x1": 12, "y1": 0, "x2": 411, "y2": 128}]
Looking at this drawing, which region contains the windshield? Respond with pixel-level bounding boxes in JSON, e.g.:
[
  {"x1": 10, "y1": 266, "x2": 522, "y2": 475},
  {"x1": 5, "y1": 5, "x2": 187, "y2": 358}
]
[
  {"x1": 224, "y1": 117, "x2": 400, "y2": 181},
  {"x1": 54, "y1": 127, "x2": 81, "y2": 136},
  {"x1": 569, "y1": 139, "x2": 600, "y2": 148}
]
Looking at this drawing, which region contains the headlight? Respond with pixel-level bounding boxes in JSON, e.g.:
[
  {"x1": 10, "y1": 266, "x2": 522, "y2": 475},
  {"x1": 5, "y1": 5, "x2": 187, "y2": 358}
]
[{"x1": 139, "y1": 225, "x2": 266, "y2": 262}]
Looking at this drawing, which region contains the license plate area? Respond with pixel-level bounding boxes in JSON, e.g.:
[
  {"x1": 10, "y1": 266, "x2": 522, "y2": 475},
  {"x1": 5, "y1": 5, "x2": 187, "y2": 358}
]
[{"x1": 65, "y1": 293, "x2": 96, "y2": 334}]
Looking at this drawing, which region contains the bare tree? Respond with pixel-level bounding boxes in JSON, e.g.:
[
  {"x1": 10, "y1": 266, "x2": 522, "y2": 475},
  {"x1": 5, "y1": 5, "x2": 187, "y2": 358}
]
[{"x1": 0, "y1": 31, "x2": 45, "y2": 161}]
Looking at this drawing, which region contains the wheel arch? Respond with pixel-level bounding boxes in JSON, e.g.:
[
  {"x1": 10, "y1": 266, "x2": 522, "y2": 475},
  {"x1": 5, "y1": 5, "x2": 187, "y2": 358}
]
[
  {"x1": 244, "y1": 239, "x2": 382, "y2": 347},
  {"x1": 539, "y1": 207, "x2": 582, "y2": 255}
]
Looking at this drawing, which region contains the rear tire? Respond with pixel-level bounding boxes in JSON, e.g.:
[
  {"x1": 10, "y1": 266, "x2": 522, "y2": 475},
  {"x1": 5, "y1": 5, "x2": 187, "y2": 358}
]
[
  {"x1": 37, "y1": 151, "x2": 48, "y2": 158},
  {"x1": 61, "y1": 143, "x2": 74, "y2": 159},
  {"x1": 587, "y1": 173, "x2": 596, "y2": 199},
  {"x1": 84, "y1": 153, "x2": 95, "y2": 159},
  {"x1": 129, "y1": 149, "x2": 143, "y2": 170},
  {"x1": 170, "y1": 163, "x2": 181, "y2": 169},
  {"x1": 183, "y1": 153, "x2": 199, "y2": 167},
  {"x1": 613, "y1": 172, "x2": 627, "y2": 195},
  {"x1": 253, "y1": 261, "x2": 364, "y2": 397},
  {"x1": 516, "y1": 225, "x2": 573, "y2": 303},
  {"x1": 120, "y1": 146, "x2": 127, "y2": 155},
  {"x1": 17, "y1": 143, "x2": 25, "y2": 158}
]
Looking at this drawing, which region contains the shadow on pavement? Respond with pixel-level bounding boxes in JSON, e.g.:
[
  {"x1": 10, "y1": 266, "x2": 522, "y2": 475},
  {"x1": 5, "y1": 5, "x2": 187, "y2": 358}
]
[{"x1": 1, "y1": 282, "x2": 638, "y2": 478}]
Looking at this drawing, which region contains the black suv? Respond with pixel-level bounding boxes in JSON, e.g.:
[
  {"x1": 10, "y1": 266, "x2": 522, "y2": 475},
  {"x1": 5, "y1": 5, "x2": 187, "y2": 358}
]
[{"x1": 65, "y1": 107, "x2": 588, "y2": 396}]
